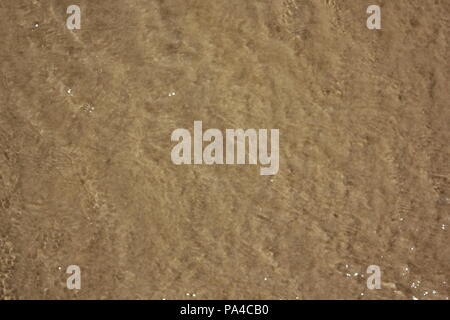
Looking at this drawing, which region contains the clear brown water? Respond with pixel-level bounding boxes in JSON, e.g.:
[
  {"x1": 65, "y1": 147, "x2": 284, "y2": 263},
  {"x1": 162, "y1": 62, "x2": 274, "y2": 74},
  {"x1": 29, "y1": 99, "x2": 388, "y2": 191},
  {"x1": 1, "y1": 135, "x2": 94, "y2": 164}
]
[{"x1": 0, "y1": 0, "x2": 449, "y2": 299}]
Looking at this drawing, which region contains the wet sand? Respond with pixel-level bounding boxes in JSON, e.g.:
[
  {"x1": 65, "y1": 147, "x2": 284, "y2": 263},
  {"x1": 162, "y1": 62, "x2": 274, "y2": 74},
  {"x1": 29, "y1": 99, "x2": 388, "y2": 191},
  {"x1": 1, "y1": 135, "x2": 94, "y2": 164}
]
[{"x1": 0, "y1": 0, "x2": 449, "y2": 299}]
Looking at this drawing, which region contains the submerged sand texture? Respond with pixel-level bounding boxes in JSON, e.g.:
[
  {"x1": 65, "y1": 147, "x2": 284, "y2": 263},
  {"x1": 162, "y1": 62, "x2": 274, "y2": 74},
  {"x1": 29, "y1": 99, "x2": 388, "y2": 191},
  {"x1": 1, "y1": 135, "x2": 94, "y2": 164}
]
[{"x1": 0, "y1": 0, "x2": 449, "y2": 299}]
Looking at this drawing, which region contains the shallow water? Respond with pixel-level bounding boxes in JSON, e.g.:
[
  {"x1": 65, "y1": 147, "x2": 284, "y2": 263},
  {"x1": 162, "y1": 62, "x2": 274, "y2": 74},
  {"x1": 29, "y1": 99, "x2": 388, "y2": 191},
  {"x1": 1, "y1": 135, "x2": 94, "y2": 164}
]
[{"x1": 0, "y1": 0, "x2": 449, "y2": 299}]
